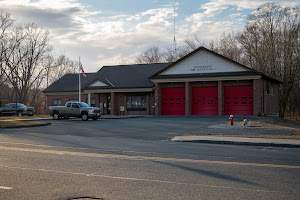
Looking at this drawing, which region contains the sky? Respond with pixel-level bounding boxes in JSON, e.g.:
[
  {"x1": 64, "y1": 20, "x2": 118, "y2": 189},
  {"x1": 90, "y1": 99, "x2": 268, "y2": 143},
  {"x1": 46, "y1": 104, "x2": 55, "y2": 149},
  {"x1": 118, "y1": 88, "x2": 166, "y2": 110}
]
[{"x1": 0, "y1": 0, "x2": 299, "y2": 72}]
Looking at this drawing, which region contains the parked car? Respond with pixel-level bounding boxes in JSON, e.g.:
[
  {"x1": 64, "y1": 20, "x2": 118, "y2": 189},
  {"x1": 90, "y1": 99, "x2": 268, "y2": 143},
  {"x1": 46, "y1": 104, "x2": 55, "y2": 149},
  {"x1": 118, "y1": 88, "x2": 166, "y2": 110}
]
[
  {"x1": 0, "y1": 103, "x2": 35, "y2": 117},
  {"x1": 48, "y1": 101, "x2": 101, "y2": 121}
]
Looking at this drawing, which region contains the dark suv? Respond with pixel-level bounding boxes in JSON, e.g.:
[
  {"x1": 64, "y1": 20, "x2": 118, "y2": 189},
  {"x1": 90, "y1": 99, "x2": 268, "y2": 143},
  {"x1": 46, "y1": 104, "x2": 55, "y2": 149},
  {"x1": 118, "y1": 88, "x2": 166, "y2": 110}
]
[{"x1": 0, "y1": 103, "x2": 35, "y2": 117}]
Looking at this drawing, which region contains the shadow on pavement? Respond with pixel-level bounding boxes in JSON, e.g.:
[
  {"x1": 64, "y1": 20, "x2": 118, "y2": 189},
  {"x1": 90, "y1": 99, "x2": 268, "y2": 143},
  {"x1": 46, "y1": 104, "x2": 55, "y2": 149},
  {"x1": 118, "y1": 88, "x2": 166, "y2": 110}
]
[{"x1": 158, "y1": 161, "x2": 257, "y2": 186}]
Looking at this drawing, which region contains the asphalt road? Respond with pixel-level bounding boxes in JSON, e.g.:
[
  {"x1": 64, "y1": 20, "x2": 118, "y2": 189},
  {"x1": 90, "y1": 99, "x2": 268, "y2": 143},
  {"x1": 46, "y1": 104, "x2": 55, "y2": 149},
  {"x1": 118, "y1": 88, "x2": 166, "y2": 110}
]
[{"x1": 0, "y1": 116, "x2": 299, "y2": 200}]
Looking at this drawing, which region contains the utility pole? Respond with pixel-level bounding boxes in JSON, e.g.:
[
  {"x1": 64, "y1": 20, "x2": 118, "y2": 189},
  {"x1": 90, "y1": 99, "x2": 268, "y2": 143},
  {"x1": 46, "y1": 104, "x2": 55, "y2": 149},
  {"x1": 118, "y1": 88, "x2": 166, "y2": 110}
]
[
  {"x1": 172, "y1": 1, "x2": 177, "y2": 61},
  {"x1": 13, "y1": 68, "x2": 18, "y2": 116},
  {"x1": 78, "y1": 57, "x2": 81, "y2": 102}
]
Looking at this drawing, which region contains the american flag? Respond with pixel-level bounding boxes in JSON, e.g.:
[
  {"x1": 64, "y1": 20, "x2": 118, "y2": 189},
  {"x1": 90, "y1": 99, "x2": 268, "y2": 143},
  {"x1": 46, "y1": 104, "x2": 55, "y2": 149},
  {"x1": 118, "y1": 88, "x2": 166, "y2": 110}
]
[{"x1": 80, "y1": 62, "x2": 87, "y2": 77}]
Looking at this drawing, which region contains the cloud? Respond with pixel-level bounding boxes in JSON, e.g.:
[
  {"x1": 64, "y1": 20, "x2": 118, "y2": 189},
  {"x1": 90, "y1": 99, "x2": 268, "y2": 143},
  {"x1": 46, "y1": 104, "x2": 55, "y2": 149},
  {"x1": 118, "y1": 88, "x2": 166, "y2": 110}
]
[
  {"x1": 127, "y1": 7, "x2": 175, "y2": 23},
  {"x1": 0, "y1": 0, "x2": 298, "y2": 72},
  {"x1": 184, "y1": 0, "x2": 299, "y2": 43},
  {"x1": 197, "y1": 0, "x2": 300, "y2": 18},
  {"x1": 200, "y1": 2, "x2": 229, "y2": 17}
]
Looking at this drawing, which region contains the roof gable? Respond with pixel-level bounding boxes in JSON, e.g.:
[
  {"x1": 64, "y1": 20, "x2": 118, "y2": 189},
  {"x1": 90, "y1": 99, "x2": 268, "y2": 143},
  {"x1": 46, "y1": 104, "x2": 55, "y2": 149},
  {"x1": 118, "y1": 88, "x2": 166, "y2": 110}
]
[
  {"x1": 158, "y1": 47, "x2": 250, "y2": 76},
  {"x1": 88, "y1": 80, "x2": 108, "y2": 87}
]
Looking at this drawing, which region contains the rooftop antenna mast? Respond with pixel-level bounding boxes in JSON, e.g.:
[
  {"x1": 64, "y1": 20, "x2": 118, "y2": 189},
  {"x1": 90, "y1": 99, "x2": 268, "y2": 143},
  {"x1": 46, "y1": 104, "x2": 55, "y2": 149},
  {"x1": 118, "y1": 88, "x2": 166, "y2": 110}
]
[{"x1": 173, "y1": 1, "x2": 177, "y2": 57}]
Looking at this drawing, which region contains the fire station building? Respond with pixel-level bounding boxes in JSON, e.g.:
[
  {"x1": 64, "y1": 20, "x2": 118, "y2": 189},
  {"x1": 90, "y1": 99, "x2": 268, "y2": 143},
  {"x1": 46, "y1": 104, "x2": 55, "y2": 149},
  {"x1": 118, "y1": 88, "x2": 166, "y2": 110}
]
[{"x1": 43, "y1": 47, "x2": 280, "y2": 116}]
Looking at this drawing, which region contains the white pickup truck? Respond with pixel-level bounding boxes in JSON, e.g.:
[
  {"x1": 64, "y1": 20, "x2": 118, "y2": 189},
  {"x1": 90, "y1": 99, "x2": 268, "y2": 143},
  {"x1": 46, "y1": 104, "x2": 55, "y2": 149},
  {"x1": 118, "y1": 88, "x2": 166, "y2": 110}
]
[{"x1": 48, "y1": 101, "x2": 101, "y2": 121}]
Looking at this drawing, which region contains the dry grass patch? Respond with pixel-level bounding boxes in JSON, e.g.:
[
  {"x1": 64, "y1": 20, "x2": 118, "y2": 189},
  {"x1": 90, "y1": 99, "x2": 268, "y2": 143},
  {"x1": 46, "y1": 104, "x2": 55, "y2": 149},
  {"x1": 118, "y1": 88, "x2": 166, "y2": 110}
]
[
  {"x1": 101, "y1": 115, "x2": 143, "y2": 119},
  {"x1": 189, "y1": 117, "x2": 300, "y2": 140},
  {"x1": 249, "y1": 117, "x2": 300, "y2": 135},
  {"x1": 0, "y1": 115, "x2": 50, "y2": 120},
  {"x1": 0, "y1": 121, "x2": 45, "y2": 128}
]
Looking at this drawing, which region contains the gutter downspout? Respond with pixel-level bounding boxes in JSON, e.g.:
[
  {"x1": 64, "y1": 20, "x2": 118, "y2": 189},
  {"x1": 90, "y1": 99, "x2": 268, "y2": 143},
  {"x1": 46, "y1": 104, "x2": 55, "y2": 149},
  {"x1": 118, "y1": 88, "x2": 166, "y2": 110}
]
[{"x1": 262, "y1": 79, "x2": 265, "y2": 114}]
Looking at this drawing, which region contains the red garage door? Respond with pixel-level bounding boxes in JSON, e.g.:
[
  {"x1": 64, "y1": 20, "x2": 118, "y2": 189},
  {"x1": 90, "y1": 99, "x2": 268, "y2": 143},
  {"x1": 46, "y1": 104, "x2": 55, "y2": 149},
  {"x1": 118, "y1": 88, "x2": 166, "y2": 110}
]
[
  {"x1": 192, "y1": 87, "x2": 218, "y2": 115},
  {"x1": 162, "y1": 88, "x2": 185, "y2": 115},
  {"x1": 224, "y1": 86, "x2": 253, "y2": 115}
]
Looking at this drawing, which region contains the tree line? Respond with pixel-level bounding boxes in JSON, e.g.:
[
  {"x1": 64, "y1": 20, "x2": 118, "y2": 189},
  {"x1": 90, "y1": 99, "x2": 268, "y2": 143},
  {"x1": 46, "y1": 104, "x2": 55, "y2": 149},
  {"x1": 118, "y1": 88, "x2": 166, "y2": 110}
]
[
  {"x1": 0, "y1": 11, "x2": 77, "y2": 113},
  {"x1": 123, "y1": 3, "x2": 300, "y2": 118}
]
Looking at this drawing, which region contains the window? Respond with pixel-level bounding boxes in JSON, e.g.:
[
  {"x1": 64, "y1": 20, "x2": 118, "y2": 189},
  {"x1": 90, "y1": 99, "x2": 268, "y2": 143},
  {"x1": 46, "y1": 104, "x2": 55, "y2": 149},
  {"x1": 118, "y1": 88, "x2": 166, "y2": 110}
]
[
  {"x1": 271, "y1": 84, "x2": 274, "y2": 96},
  {"x1": 17, "y1": 104, "x2": 26, "y2": 108},
  {"x1": 266, "y1": 81, "x2": 270, "y2": 95},
  {"x1": 72, "y1": 103, "x2": 79, "y2": 108},
  {"x1": 69, "y1": 99, "x2": 78, "y2": 102},
  {"x1": 53, "y1": 99, "x2": 62, "y2": 106},
  {"x1": 78, "y1": 102, "x2": 89, "y2": 107},
  {"x1": 85, "y1": 98, "x2": 96, "y2": 107},
  {"x1": 91, "y1": 99, "x2": 96, "y2": 107},
  {"x1": 127, "y1": 96, "x2": 147, "y2": 111}
]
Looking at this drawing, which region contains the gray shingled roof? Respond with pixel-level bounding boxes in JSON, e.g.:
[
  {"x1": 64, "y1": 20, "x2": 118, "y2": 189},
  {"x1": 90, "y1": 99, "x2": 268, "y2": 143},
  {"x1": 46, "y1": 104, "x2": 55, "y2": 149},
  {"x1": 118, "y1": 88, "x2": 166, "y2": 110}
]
[
  {"x1": 43, "y1": 73, "x2": 97, "y2": 92},
  {"x1": 85, "y1": 63, "x2": 170, "y2": 89},
  {"x1": 43, "y1": 63, "x2": 170, "y2": 93}
]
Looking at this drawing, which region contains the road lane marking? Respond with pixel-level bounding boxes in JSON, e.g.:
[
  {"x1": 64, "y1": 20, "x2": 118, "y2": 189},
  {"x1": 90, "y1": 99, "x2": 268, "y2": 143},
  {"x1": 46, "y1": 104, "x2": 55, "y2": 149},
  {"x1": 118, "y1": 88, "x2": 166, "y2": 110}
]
[
  {"x1": 0, "y1": 141, "x2": 239, "y2": 159},
  {"x1": 0, "y1": 186, "x2": 12, "y2": 190},
  {"x1": 0, "y1": 164, "x2": 279, "y2": 193},
  {"x1": 0, "y1": 145, "x2": 299, "y2": 169}
]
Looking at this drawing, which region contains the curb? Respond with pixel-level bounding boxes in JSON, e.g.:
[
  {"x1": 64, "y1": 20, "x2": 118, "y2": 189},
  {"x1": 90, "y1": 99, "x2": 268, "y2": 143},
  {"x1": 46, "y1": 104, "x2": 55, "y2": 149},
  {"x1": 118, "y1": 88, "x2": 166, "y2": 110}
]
[
  {"x1": 173, "y1": 139, "x2": 300, "y2": 148},
  {"x1": 2, "y1": 122, "x2": 51, "y2": 129},
  {"x1": 100, "y1": 116, "x2": 145, "y2": 120}
]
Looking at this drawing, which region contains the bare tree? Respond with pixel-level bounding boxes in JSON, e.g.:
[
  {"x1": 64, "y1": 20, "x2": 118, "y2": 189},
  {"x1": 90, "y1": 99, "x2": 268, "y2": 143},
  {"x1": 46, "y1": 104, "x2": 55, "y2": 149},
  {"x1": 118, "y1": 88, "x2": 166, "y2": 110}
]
[
  {"x1": 43, "y1": 54, "x2": 77, "y2": 88},
  {"x1": 132, "y1": 45, "x2": 193, "y2": 64},
  {"x1": 1, "y1": 23, "x2": 52, "y2": 104},
  {"x1": 184, "y1": 35, "x2": 209, "y2": 51},
  {"x1": 238, "y1": 3, "x2": 300, "y2": 117},
  {"x1": 27, "y1": 54, "x2": 77, "y2": 113},
  {"x1": 217, "y1": 32, "x2": 244, "y2": 63},
  {"x1": 0, "y1": 11, "x2": 15, "y2": 106},
  {"x1": 134, "y1": 46, "x2": 165, "y2": 64},
  {"x1": 0, "y1": 10, "x2": 79, "y2": 113},
  {"x1": 163, "y1": 46, "x2": 189, "y2": 62}
]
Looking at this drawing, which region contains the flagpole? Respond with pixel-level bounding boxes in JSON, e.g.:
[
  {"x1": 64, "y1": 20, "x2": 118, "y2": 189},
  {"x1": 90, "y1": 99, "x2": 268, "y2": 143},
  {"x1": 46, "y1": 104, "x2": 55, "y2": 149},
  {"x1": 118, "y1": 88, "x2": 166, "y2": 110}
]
[{"x1": 79, "y1": 57, "x2": 81, "y2": 102}]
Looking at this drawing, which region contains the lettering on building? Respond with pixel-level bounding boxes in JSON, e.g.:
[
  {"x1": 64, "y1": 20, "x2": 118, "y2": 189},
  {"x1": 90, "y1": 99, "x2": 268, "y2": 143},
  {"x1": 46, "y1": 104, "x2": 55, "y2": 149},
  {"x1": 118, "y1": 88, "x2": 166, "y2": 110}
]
[{"x1": 191, "y1": 65, "x2": 216, "y2": 71}]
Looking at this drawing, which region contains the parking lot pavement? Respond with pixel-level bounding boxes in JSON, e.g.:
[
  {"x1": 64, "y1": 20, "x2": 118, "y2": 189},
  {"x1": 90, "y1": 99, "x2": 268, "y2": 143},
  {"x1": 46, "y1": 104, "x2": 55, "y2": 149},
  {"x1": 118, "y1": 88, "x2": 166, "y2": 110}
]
[
  {"x1": 0, "y1": 116, "x2": 299, "y2": 146},
  {"x1": 0, "y1": 116, "x2": 229, "y2": 140}
]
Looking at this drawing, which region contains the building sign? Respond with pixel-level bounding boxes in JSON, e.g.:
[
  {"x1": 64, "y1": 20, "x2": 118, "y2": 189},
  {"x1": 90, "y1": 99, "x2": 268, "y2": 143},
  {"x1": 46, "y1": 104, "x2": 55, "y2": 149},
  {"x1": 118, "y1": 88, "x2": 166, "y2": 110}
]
[{"x1": 191, "y1": 65, "x2": 216, "y2": 72}]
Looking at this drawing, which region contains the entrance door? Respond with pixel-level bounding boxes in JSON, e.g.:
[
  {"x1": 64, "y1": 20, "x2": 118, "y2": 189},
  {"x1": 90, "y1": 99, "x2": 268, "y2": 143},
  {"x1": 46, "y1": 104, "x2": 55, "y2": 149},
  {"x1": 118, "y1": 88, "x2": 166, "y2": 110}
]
[
  {"x1": 192, "y1": 87, "x2": 218, "y2": 115},
  {"x1": 224, "y1": 86, "x2": 253, "y2": 115},
  {"x1": 161, "y1": 88, "x2": 185, "y2": 115}
]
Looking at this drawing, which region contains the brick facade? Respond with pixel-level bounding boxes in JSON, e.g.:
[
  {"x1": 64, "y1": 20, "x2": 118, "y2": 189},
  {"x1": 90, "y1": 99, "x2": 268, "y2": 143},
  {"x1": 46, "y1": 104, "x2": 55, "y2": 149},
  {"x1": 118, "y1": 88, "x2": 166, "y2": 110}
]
[
  {"x1": 46, "y1": 92, "x2": 154, "y2": 116},
  {"x1": 218, "y1": 80, "x2": 223, "y2": 116},
  {"x1": 264, "y1": 81, "x2": 279, "y2": 115},
  {"x1": 253, "y1": 79, "x2": 263, "y2": 115},
  {"x1": 153, "y1": 79, "x2": 280, "y2": 116},
  {"x1": 46, "y1": 78, "x2": 279, "y2": 116}
]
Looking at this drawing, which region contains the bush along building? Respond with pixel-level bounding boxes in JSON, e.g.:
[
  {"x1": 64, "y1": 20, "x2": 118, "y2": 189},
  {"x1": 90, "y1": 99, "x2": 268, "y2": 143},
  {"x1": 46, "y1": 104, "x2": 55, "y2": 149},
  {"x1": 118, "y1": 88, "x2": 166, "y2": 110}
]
[{"x1": 43, "y1": 47, "x2": 280, "y2": 116}]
